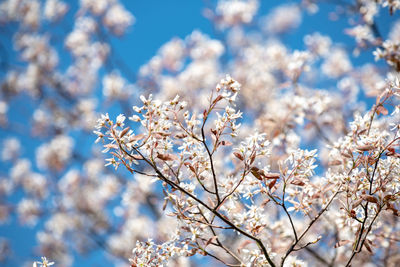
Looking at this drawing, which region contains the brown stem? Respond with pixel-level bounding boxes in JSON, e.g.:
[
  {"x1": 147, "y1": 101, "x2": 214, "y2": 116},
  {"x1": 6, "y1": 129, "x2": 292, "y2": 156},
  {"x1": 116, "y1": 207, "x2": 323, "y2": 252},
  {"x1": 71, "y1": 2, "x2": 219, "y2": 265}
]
[
  {"x1": 280, "y1": 190, "x2": 340, "y2": 266},
  {"x1": 201, "y1": 118, "x2": 221, "y2": 204},
  {"x1": 345, "y1": 151, "x2": 383, "y2": 266},
  {"x1": 121, "y1": 144, "x2": 276, "y2": 267},
  {"x1": 198, "y1": 207, "x2": 244, "y2": 265},
  {"x1": 281, "y1": 182, "x2": 298, "y2": 242}
]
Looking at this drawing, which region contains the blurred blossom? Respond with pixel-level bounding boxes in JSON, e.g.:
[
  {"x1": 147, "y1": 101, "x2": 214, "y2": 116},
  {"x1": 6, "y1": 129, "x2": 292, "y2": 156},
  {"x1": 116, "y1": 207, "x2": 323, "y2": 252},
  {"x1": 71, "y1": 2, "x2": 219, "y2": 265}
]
[
  {"x1": 15, "y1": 34, "x2": 59, "y2": 70},
  {"x1": 75, "y1": 98, "x2": 98, "y2": 130},
  {"x1": 102, "y1": 71, "x2": 132, "y2": 100},
  {"x1": 1, "y1": 137, "x2": 21, "y2": 161},
  {"x1": 37, "y1": 231, "x2": 72, "y2": 266},
  {"x1": 32, "y1": 108, "x2": 51, "y2": 135},
  {"x1": 187, "y1": 31, "x2": 225, "y2": 60},
  {"x1": 103, "y1": 3, "x2": 135, "y2": 35},
  {"x1": 81, "y1": 0, "x2": 109, "y2": 15},
  {"x1": 75, "y1": 16, "x2": 97, "y2": 33},
  {"x1": 285, "y1": 50, "x2": 312, "y2": 81},
  {"x1": 10, "y1": 159, "x2": 32, "y2": 185},
  {"x1": 345, "y1": 25, "x2": 374, "y2": 44},
  {"x1": 83, "y1": 159, "x2": 103, "y2": 179},
  {"x1": 65, "y1": 30, "x2": 90, "y2": 57},
  {"x1": 0, "y1": 178, "x2": 13, "y2": 197},
  {"x1": 358, "y1": 64, "x2": 386, "y2": 96},
  {"x1": 159, "y1": 38, "x2": 185, "y2": 72},
  {"x1": 36, "y1": 135, "x2": 74, "y2": 171},
  {"x1": 2, "y1": 71, "x2": 19, "y2": 96},
  {"x1": 321, "y1": 48, "x2": 352, "y2": 78},
  {"x1": 17, "y1": 198, "x2": 41, "y2": 226},
  {"x1": 44, "y1": 0, "x2": 68, "y2": 21},
  {"x1": 45, "y1": 212, "x2": 78, "y2": 238},
  {"x1": 304, "y1": 33, "x2": 332, "y2": 57},
  {"x1": 58, "y1": 169, "x2": 81, "y2": 195},
  {"x1": 0, "y1": 204, "x2": 11, "y2": 224},
  {"x1": 0, "y1": 101, "x2": 7, "y2": 125},
  {"x1": 359, "y1": 0, "x2": 378, "y2": 24},
  {"x1": 98, "y1": 175, "x2": 120, "y2": 201},
  {"x1": 0, "y1": 238, "x2": 10, "y2": 262},
  {"x1": 389, "y1": 20, "x2": 400, "y2": 42},
  {"x1": 0, "y1": 0, "x2": 43, "y2": 29},
  {"x1": 374, "y1": 40, "x2": 400, "y2": 71},
  {"x1": 262, "y1": 4, "x2": 302, "y2": 34},
  {"x1": 21, "y1": 173, "x2": 48, "y2": 199},
  {"x1": 338, "y1": 77, "x2": 359, "y2": 103},
  {"x1": 214, "y1": 0, "x2": 259, "y2": 29},
  {"x1": 16, "y1": 64, "x2": 41, "y2": 97}
]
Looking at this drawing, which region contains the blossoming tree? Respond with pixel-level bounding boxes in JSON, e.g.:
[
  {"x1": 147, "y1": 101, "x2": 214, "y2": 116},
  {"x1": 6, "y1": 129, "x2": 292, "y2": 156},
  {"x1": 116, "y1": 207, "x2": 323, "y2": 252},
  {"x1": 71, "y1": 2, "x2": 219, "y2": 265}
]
[{"x1": 1, "y1": 0, "x2": 400, "y2": 266}]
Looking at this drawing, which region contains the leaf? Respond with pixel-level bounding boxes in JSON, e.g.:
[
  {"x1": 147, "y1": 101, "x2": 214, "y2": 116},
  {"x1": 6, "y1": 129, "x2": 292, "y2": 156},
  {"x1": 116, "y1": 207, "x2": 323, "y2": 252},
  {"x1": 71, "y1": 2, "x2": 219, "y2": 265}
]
[
  {"x1": 251, "y1": 225, "x2": 264, "y2": 235},
  {"x1": 334, "y1": 240, "x2": 351, "y2": 248},
  {"x1": 356, "y1": 145, "x2": 375, "y2": 152},
  {"x1": 220, "y1": 140, "x2": 232, "y2": 146},
  {"x1": 184, "y1": 162, "x2": 196, "y2": 173},
  {"x1": 361, "y1": 195, "x2": 378, "y2": 204},
  {"x1": 154, "y1": 132, "x2": 170, "y2": 139},
  {"x1": 205, "y1": 236, "x2": 218, "y2": 248},
  {"x1": 130, "y1": 133, "x2": 145, "y2": 142},
  {"x1": 120, "y1": 127, "x2": 130, "y2": 138},
  {"x1": 162, "y1": 198, "x2": 168, "y2": 211},
  {"x1": 352, "y1": 198, "x2": 363, "y2": 209},
  {"x1": 364, "y1": 239, "x2": 373, "y2": 253},
  {"x1": 250, "y1": 166, "x2": 260, "y2": 172},
  {"x1": 264, "y1": 173, "x2": 280, "y2": 179},
  {"x1": 233, "y1": 152, "x2": 244, "y2": 161},
  {"x1": 290, "y1": 179, "x2": 305, "y2": 186},
  {"x1": 237, "y1": 240, "x2": 252, "y2": 253},
  {"x1": 386, "y1": 147, "x2": 400, "y2": 158},
  {"x1": 157, "y1": 153, "x2": 178, "y2": 161},
  {"x1": 329, "y1": 160, "x2": 342, "y2": 166},
  {"x1": 268, "y1": 179, "x2": 277, "y2": 190},
  {"x1": 188, "y1": 249, "x2": 197, "y2": 256},
  {"x1": 212, "y1": 95, "x2": 223, "y2": 105},
  {"x1": 250, "y1": 166, "x2": 267, "y2": 181},
  {"x1": 158, "y1": 131, "x2": 171, "y2": 137},
  {"x1": 350, "y1": 209, "x2": 357, "y2": 219},
  {"x1": 251, "y1": 169, "x2": 262, "y2": 180},
  {"x1": 383, "y1": 194, "x2": 395, "y2": 202},
  {"x1": 261, "y1": 198, "x2": 270, "y2": 207},
  {"x1": 341, "y1": 150, "x2": 353, "y2": 158},
  {"x1": 175, "y1": 133, "x2": 187, "y2": 139},
  {"x1": 376, "y1": 105, "x2": 388, "y2": 115},
  {"x1": 203, "y1": 109, "x2": 208, "y2": 120},
  {"x1": 249, "y1": 152, "x2": 256, "y2": 165}
]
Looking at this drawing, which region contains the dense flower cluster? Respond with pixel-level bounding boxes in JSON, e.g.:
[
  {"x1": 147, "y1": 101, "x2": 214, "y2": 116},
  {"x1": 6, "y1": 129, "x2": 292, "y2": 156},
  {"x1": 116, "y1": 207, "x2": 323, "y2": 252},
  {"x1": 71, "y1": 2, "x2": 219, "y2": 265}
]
[{"x1": 96, "y1": 73, "x2": 400, "y2": 266}]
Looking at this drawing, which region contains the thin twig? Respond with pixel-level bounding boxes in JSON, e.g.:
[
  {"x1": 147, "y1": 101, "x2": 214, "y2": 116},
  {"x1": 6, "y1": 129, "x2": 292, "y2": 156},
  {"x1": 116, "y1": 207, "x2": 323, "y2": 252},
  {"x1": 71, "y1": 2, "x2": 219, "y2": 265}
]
[{"x1": 119, "y1": 143, "x2": 276, "y2": 267}]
